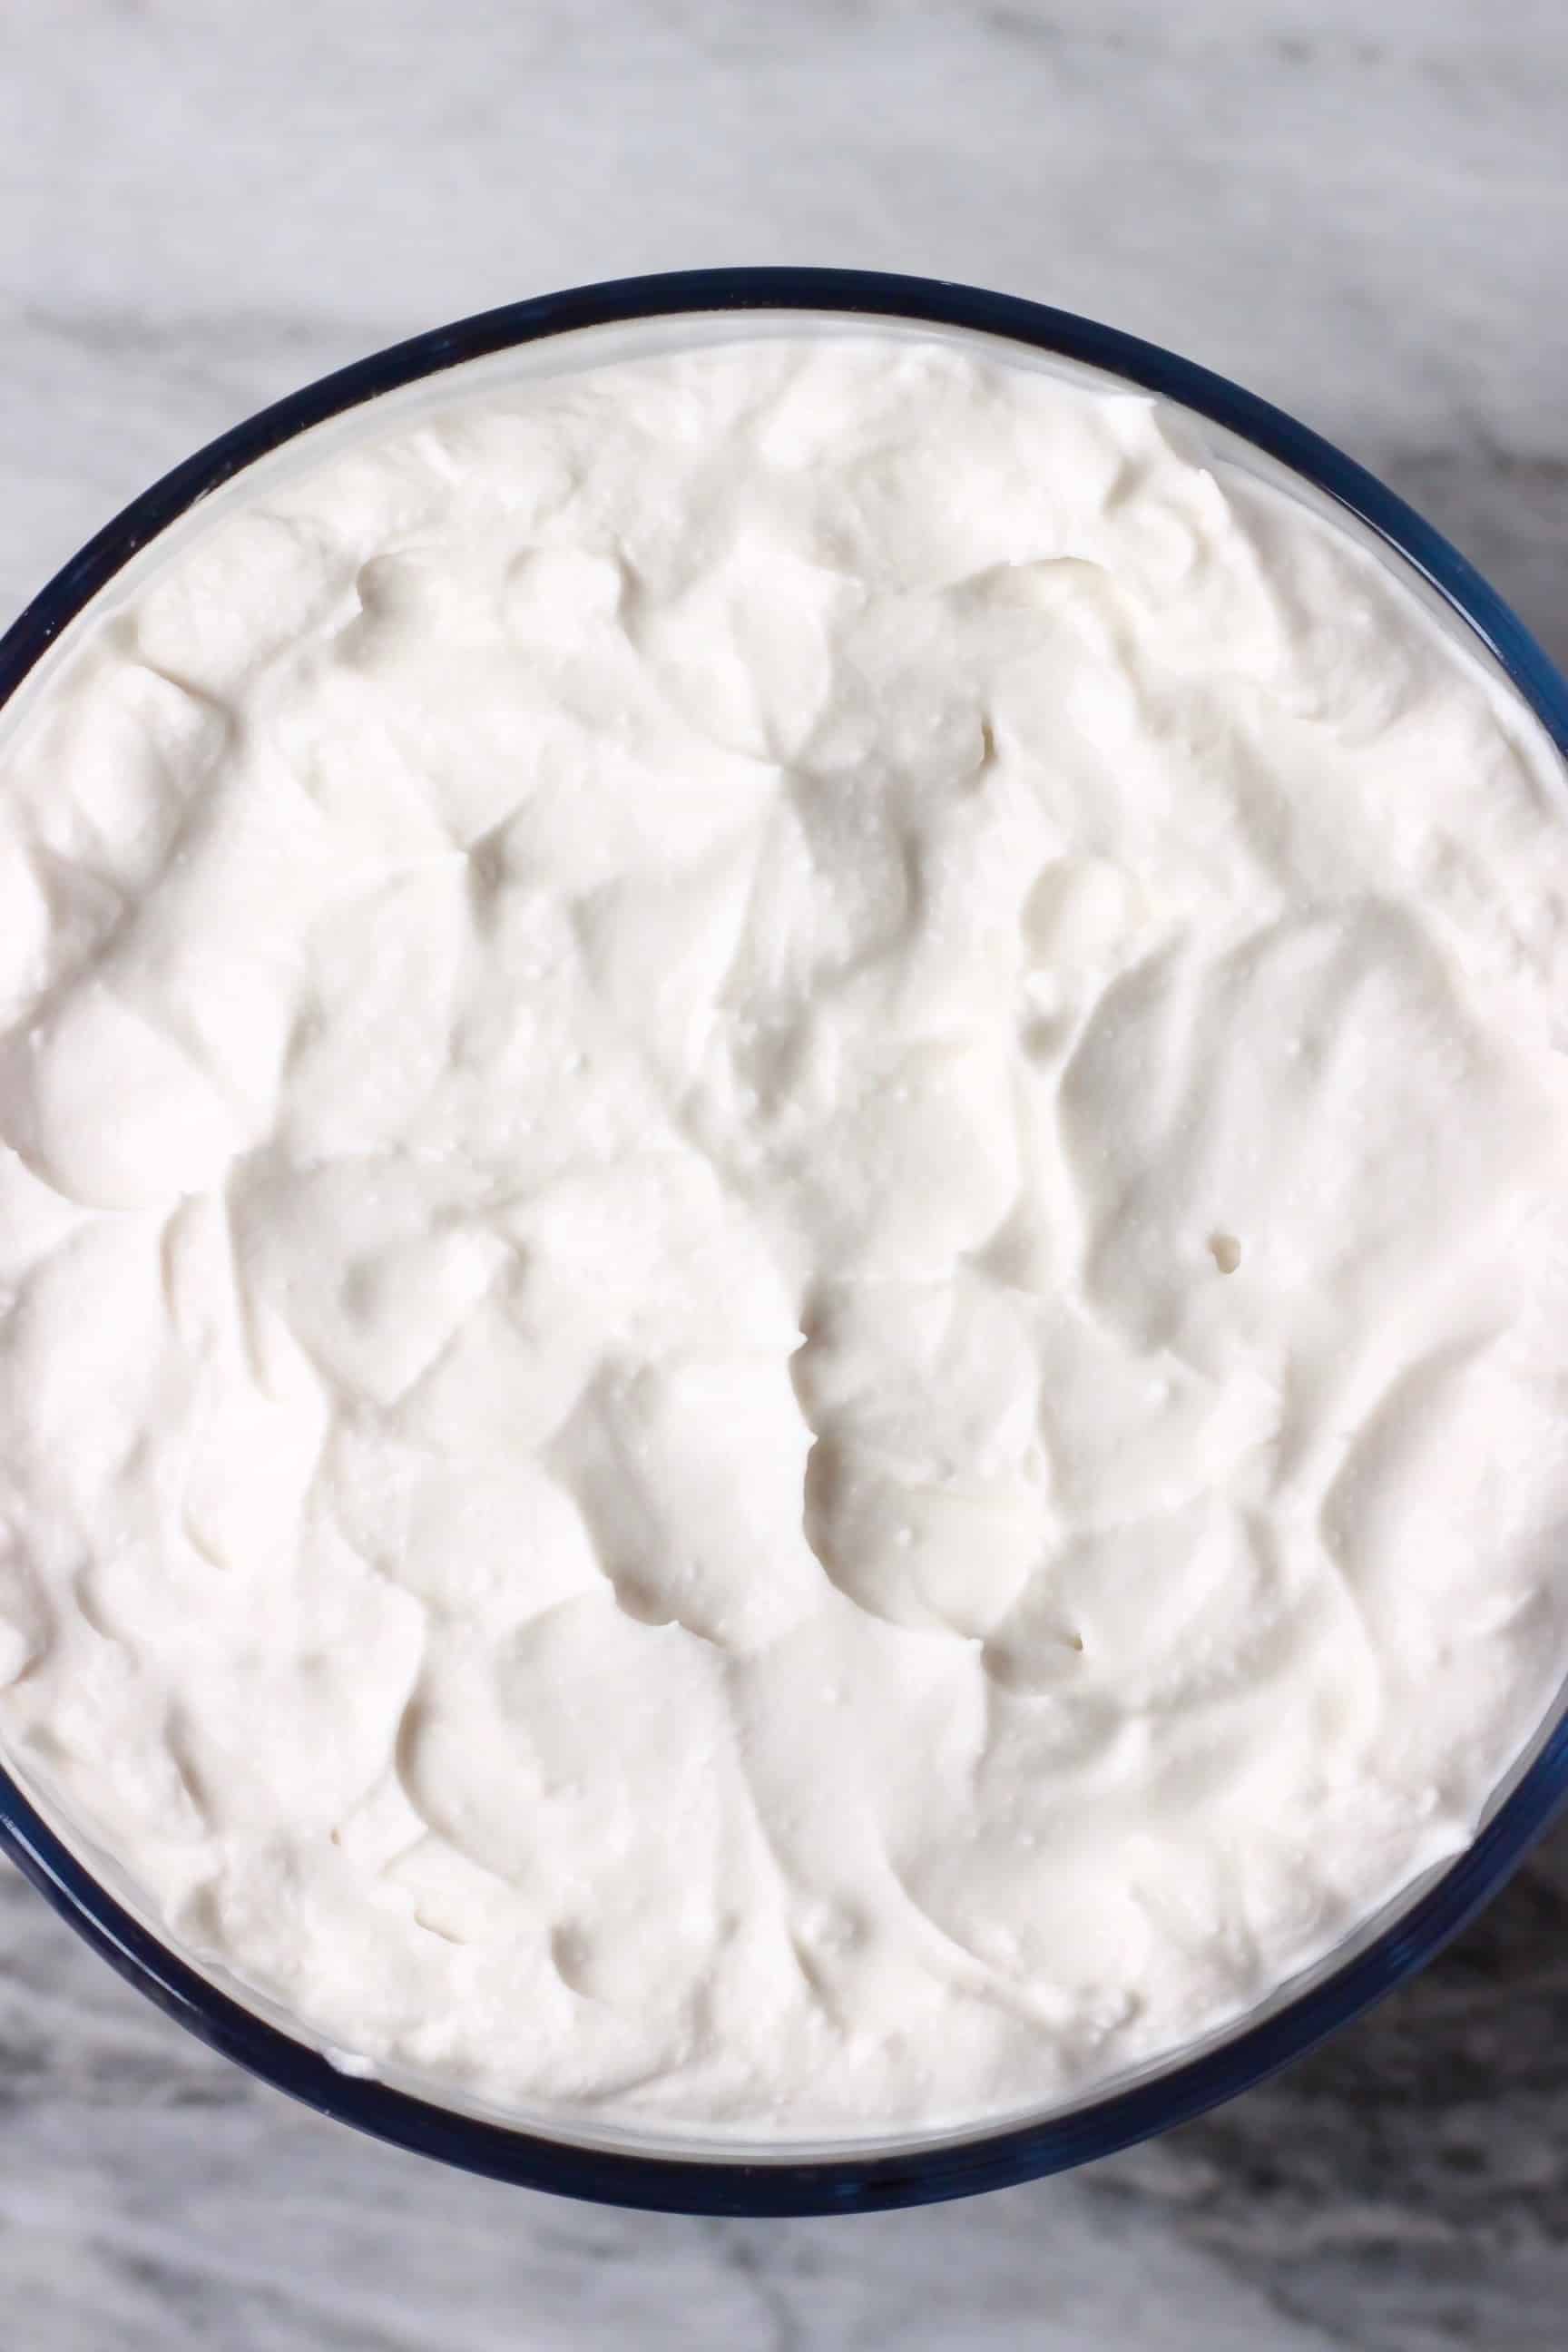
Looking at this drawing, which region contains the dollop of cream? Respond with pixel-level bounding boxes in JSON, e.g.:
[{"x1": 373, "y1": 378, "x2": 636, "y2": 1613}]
[{"x1": 2, "y1": 336, "x2": 1568, "y2": 2134}]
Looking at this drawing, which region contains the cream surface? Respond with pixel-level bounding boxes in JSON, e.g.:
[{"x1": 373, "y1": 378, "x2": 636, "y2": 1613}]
[{"x1": 1, "y1": 337, "x2": 1567, "y2": 2135}]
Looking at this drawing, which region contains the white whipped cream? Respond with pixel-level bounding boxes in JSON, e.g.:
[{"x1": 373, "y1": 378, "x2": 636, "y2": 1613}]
[{"x1": 2, "y1": 335, "x2": 1567, "y2": 2137}]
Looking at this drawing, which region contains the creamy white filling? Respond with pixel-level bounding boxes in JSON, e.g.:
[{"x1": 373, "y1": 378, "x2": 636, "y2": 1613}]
[{"x1": 2, "y1": 336, "x2": 1568, "y2": 2135}]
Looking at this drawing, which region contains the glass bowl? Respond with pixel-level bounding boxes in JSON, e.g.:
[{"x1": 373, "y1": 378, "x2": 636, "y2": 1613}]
[{"x1": 2, "y1": 268, "x2": 1567, "y2": 2220}]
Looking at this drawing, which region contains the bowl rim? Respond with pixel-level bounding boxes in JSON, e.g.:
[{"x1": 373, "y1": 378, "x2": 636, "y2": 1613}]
[{"x1": 2, "y1": 264, "x2": 1567, "y2": 2218}]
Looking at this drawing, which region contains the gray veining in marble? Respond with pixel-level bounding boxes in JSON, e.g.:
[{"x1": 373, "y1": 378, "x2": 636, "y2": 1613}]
[{"x1": 2, "y1": 4, "x2": 1567, "y2": 2346}]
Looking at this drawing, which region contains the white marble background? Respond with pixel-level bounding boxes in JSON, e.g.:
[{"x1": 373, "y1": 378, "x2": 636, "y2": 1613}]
[{"x1": 2, "y1": 4, "x2": 1567, "y2": 2346}]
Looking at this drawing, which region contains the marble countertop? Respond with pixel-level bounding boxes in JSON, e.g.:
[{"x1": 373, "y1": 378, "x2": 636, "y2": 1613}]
[{"x1": 3, "y1": 4, "x2": 1566, "y2": 2345}]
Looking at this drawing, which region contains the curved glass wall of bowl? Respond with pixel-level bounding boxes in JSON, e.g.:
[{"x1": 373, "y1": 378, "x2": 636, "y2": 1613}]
[{"x1": 0, "y1": 270, "x2": 1566, "y2": 2218}]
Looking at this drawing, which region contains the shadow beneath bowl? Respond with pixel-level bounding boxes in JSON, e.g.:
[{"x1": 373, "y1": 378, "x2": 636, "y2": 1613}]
[
  {"x1": 1377, "y1": 435, "x2": 1568, "y2": 681},
  {"x1": 1101, "y1": 1812, "x2": 1568, "y2": 2344}
]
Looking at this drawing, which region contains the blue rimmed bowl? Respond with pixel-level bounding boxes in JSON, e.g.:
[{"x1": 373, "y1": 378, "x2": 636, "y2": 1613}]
[{"x1": 2, "y1": 268, "x2": 1566, "y2": 2217}]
